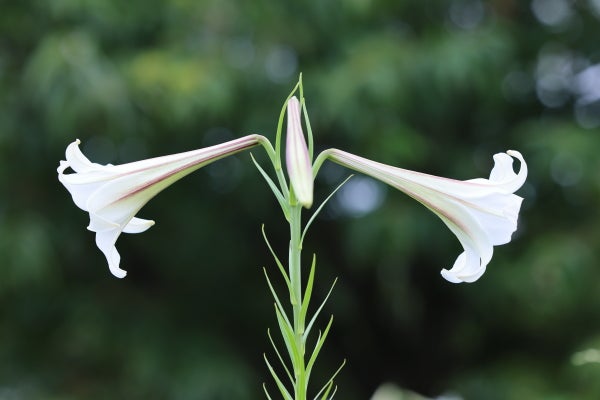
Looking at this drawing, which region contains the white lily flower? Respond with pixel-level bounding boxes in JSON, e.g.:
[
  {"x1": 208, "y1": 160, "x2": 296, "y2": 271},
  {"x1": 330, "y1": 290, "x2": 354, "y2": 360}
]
[
  {"x1": 285, "y1": 96, "x2": 314, "y2": 208},
  {"x1": 58, "y1": 135, "x2": 264, "y2": 278},
  {"x1": 326, "y1": 149, "x2": 527, "y2": 283}
]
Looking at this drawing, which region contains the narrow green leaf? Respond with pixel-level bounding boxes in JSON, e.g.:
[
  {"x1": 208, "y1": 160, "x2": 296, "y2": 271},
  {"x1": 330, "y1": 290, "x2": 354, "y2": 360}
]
[
  {"x1": 264, "y1": 354, "x2": 293, "y2": 400},
  {"x1": 327, "y1": 385, "x2": 339, "y2": 400},
  {"x1": 274, "y1": 303, "x2": 303, "y2": 370},
  {"x1": 306, "y1": 315, "x2": 334, "y2": 378},
  {"x1": 314, "y1": 359, "x2": 346, "y2": 400},
  {"x1": 297, "y1": 73, "x2": 313, "y2": 161},
  {"x1": 251, "y1": 153, "x2": 290, "y2": 221},
  {"x1": 299, "y1": 254, "x2": 317, "y2": 331},
  {"x1": 318, "y1": 381, "x2": 334, "y2": 400},
  {"x1": 301, "y1": 175, "x2": 353, "y2": 244},
  {"x1": 301, "y1": 97, "x2": 314, "y2": 161},
  {"x1": 263, "y1": 268, "x2": 292, "y2": 330},
  {"x1": 267, "y1": 328, "x2": 294, "y2": 385},
  {"x1": 262, "y1": 225, "x2": 292, "y2": 290},
  {"x1": 262, "y1": 384, "x2": 273, "y2": 400},
  {"x1": 275, "y1": 80, "x2": 300, "y2": 170},
  {"x1": 263, "y1": 383, "x2": 273, "y2": 400},
  {"x1": 304, "y1": 278, "x2": 337, "y2": 342}
]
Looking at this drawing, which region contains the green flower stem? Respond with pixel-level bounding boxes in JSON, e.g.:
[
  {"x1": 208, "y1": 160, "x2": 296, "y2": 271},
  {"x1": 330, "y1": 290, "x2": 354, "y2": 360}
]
[
  {"x1": 260, "y1": 80, "x2": 343, "y2": 399},
  {"x1": 311, "y1": 149, "x2": 333, "y2": 178},
  {"x1": 258, "y1": 135, "x2": 290, "y2": 199},
  {"x1": 289, "y1": 203, "x2": 307, "y2": 400}
]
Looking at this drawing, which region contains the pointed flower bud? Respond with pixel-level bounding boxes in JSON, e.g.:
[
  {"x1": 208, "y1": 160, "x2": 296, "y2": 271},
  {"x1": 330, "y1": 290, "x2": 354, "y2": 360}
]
[
  {"x1": 326, "y1": 149, "x2": 527, "y2": 283},
  {"x1": 58, "y1": 135, "x2": 263, "y2": 278},
  {"x1": 285, "y1": 96, "x2": 314, "y2": 208}
]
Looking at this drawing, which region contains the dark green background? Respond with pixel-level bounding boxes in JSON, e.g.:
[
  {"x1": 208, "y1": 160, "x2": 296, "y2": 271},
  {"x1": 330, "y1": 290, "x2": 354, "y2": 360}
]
[{"x1": 2, "y1": 0, "x2": 600, "y2": 399}]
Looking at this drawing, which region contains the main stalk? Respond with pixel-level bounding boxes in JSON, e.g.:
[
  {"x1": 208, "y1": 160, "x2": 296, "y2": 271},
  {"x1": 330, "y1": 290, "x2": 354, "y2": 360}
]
[{"x1": 289, "y1": 203, "x2": 307, "y2": 400}]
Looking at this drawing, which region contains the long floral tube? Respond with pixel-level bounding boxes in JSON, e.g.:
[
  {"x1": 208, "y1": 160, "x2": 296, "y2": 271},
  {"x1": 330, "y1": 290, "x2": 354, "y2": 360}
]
[
  {"x1": 58, "y1": 135, "x2": 266, "y2": 278},
  {"x1": 317, "y1": 148, "x2": 527, "y2": 283}
]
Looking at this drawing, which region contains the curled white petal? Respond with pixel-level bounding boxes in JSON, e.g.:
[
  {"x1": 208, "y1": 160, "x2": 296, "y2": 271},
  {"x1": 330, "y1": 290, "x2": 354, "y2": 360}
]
[
  {"x1": 441, "y1": 249, "x2": 486, "y2": 284},
  {"x1": 58, "y1": 136, "x2": 262, "y2": 277},
  {"x1": 95, "y1": 229, "x2": 126, "y2": 278},
  {"x1": 123, "y1": 217, "x2": 155, "y2": 234},
  {"x1": 326, "y1": 149, "x2": 527, "y2": 283}
]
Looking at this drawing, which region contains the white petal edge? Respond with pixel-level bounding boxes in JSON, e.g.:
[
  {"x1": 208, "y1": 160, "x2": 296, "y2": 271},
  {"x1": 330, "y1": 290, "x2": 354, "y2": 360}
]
[
  {"x1": 441, "y1": 249, "x2": 487, "y2": 283},
  {"x1": 123, "y1": 217, "x2": 155, "y2": 233},
  {"x1": 95, "y1": 230, "x2": 127, "y2": 278}
]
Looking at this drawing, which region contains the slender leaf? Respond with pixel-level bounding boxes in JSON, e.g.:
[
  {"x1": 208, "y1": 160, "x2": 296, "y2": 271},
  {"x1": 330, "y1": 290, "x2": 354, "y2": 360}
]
[
  {"x1": 301, "y1": 97, "x2": 314, "y2": 161},
  {"x1": 318, "y1": 381, "x2": 334, "y2": 400},
  {"x1": 251, "y1": 153, "x2": 290, "y2": 221},
  {"x1": 262, "y1": 225, "x2": 292, "y2": 289},
  {"x1": 299, "y1": 254, "x2": 317, "y2": 331},
  {"x1": 306, "y1": 315, "x2": 334, "y2": 378},
  {"x1": 275, "y1": 303, "x2": 302, "y2": 370},
  {"x1": 263, "y1": 383, "x2": 274, "y2": 400},
  {"x1": 304, "y1": 278, "x2": 337, "y2": 342},
  {"x1": 314, "y1": 359, "x2": 346, "y2": 400},
  {"x1": 264, "y1": 354, "x2": 293, "y2": 400},
  {"x1": 301, "y1": 175, "x2": 353, "y2": 243},
  {"x1": 268, "y1": 328, "x2": 294, "y2": 385},
  {"x1": 297, "y1": 73, "x2": 314, "y2": 161},
  {"x1": 275, "y1": 80, "x2": 300, "y2": 169},
  {"x1": 263, "y1": 268, "x2": 292, "y2": 330},
  {"x1": 327, "y1": 385, "x2": 338, "y2": 400}
]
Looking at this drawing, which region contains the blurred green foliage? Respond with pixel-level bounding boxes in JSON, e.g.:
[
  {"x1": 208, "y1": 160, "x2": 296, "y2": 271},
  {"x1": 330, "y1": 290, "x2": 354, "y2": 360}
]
[{"x1": 2, "y1": 0, "x2": 600, "y2": 399}]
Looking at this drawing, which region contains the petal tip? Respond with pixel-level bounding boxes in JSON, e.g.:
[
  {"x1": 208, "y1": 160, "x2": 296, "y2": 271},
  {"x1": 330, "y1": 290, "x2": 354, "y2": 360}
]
[
  {"x1": 288, "y1": 96, "x2": 300, "y2": 107},
  {"x1": 111, "y1": 268, "x2": 127, "y2": 279},
  {"x1": 440, "y1": 269, "x2": 463, "y2": 283},
  {"x1": 57, "y1": 160, "x2": 68, "y2": 174}
]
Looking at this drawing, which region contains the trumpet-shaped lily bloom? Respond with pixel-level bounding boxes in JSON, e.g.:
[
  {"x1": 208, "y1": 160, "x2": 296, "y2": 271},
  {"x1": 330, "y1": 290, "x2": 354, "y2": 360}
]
[
  {"x1": 285, "y1": 96, "x2": 313, "y2": 208},
  {"x1": 325, "y1": 149, "x2": 527, "y2": 283},
  {"x1": 58, "y1": 135, "x2": 264, "y2": 278}
]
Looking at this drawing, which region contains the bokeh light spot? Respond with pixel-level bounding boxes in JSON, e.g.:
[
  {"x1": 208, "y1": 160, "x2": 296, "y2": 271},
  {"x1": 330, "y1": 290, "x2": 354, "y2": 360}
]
[
  {"x1": 334, "y1": 176, "x2": 386, "y2": 218},
  {"x1": 531, "y1": 0, "x2": 573, "y2": 27},
  {"x1": 264, "y1": 45, "x2": 298, "y2": 84},
  {"x1": 550, "y1": 152, "x2": 583, "y2": 187},
  {"x1": 448, "y1": 0, "x2": 485, "y2": 30}
]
